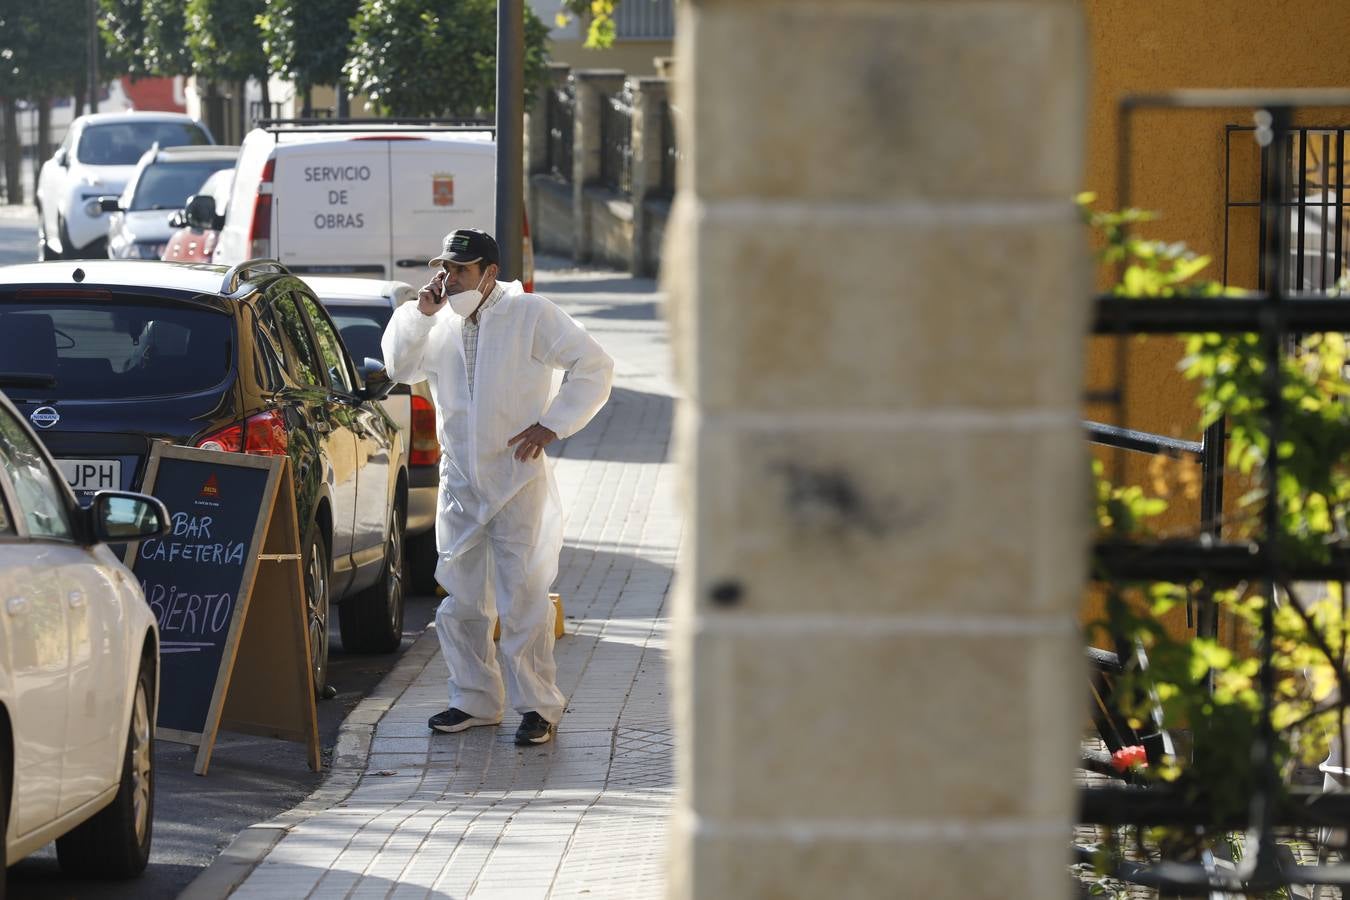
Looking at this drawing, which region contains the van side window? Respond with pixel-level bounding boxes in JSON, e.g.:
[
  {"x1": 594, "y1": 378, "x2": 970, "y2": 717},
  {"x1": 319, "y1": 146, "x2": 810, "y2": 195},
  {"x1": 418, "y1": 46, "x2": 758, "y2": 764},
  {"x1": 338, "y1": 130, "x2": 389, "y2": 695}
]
[
  {"x1": 297, "y1": 293, "x2": 354, "y2": 393},
  {"x1": 0, "y1": 408, "x2": 74, "y2": 541},
  {"x1": 262, "y1": 295, "x2": 322, "y2": 387}
]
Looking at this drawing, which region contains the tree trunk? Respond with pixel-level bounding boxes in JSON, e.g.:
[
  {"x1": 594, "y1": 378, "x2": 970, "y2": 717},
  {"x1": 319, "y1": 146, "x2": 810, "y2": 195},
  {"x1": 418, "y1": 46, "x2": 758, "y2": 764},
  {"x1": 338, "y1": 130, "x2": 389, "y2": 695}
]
[
  {"x1": 337, "y1": 82, "x2": 349, "y2": 119},
  {"x1": 2, "y1": 99, "x2": 22, "y2": 206},
  {"x1": 33, "y1": 98, "x2": 52, "y2": 189},
  {"x1": 73, "y1": 67, "x2": 87, "y2": 117},
  {"x1": 302, "y1": 86, "x2": 312, "y2": 118},
  {"x1": 259, "y1": 77, "x2": 271, "y2": 122},
  {"x1": 237, "y1": 79, "x2": 248, "y2": 142}
]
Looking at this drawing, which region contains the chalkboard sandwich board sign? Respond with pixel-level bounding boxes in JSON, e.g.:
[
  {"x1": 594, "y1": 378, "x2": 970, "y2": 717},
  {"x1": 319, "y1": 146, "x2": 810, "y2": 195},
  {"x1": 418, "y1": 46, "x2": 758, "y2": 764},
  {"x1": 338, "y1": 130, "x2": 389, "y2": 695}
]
[{"x1": 126, "y1": 443, "x2": 320, "y2": 775}]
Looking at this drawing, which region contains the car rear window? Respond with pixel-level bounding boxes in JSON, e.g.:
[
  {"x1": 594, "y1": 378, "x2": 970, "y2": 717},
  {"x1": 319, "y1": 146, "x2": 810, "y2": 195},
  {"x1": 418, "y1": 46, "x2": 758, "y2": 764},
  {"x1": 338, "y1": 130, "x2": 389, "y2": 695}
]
[
  {"x1": 77, "y1": 122, "x2": 211, "y2": 166},
  {"x1": 0, "y1": 301, "x2": 234, "y2": 400},
  {"x1": 131, "y1": 160, "x2": 235, "y2": 211},
  {"x1": 327, "y1": 304, "x2": 392, "y2": 366}
]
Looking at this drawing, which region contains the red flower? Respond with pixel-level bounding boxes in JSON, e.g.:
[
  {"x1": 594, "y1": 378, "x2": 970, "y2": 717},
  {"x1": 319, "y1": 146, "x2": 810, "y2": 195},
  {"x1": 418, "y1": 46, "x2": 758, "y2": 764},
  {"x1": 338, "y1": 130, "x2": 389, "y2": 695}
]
[{"x1": 1110, "y1": 745, "x2": 1148, "y2": 772}]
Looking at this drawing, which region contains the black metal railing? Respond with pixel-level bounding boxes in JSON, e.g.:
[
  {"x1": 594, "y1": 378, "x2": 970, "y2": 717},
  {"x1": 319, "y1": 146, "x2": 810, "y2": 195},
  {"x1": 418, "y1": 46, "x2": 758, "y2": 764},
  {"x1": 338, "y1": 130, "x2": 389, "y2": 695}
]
[
  {"x1": 1084, "y1": 89, "x2": 1350, "y2": 894},
  {"x1": 658, "y1": 99, "x2": 677, "y2": 198},
  {"x1": 599, "y1": 86, "x2": 634, "y2": 196},
  {"x1": 545, "y1": 79, "x2": 575, "y2": 181},
  {"x1": 1224, "y1": 124, "x2": 1349, "y2": 294}
]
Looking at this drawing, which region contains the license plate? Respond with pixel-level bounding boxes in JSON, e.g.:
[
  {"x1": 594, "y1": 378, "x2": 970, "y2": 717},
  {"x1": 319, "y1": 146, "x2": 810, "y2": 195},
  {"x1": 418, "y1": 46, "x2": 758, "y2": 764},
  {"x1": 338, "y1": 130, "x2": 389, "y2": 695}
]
[{"x1": 56, "y1": 458, "x2": 121, "y2": 493}]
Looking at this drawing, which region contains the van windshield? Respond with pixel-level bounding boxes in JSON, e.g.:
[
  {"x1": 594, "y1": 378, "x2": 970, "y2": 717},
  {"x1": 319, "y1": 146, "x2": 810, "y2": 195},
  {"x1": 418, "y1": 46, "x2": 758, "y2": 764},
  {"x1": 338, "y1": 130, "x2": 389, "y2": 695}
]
[
  {"x1": 0, "y1": 301, "x2": 234, "y2": 400},
  {"x1": 77, "y1": 122, "x2": 211, "y2": 166}
]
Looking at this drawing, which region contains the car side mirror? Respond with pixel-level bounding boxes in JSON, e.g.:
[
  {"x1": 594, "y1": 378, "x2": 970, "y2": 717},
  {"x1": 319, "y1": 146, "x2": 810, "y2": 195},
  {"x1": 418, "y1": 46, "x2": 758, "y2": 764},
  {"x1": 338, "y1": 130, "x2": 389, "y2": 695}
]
[
  {"x1": 358, "y1": 357, "x2": 394, "y2": 402},
  {"x1": 55, "y1": 148, "x2": 68, "y2": 168},
  {"x1": 89, "y1": 491, "x2": 169, "y2": 545},
  {"x1": 184, "y1": 194, "x2": 216, "y2": 229}
]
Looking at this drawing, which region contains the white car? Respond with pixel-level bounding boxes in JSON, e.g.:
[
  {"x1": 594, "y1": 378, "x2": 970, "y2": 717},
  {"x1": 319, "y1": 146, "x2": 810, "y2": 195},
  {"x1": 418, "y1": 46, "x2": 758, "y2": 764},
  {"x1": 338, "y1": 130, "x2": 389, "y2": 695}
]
[
  {"x1": 105, "y1": 145, "x2": 239, "y2": 260},
  {"x1": 0, "y1": 390, "x2": 166, "y2": 879},
  {"x1": 36, "y1": 112, "x2": 214, "y2": 260},
  {"x1": 302, "y1": 277, "x2": 440, "y2": 593}
]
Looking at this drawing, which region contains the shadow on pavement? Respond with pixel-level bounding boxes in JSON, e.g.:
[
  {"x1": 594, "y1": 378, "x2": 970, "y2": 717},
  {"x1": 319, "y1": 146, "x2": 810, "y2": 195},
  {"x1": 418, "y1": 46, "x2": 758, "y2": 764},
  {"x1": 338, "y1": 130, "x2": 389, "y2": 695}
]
[{"x1": 552, "y1": 387, "x2": 673, "y2": 466}]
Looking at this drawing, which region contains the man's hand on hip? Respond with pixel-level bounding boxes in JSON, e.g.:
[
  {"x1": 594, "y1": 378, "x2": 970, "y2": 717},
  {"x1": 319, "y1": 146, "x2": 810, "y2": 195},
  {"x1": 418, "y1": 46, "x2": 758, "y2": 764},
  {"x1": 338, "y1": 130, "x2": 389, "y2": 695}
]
[{"x1": 507, "y1": 423, "x2": 558, "y2": 460}]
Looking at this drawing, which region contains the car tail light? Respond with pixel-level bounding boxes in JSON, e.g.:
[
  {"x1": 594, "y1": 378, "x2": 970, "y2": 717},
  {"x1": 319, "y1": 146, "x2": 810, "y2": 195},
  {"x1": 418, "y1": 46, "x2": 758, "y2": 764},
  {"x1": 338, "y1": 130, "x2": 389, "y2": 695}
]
[
  {"x1": 247, "y1": 158, "x2": 275, "y2": 258},
  {"x1": 197, "y1": 410, "x2": 289, "y2": 456},
  {"x1": 409, "y1": 393, "x2": 440, "y2": 466}
]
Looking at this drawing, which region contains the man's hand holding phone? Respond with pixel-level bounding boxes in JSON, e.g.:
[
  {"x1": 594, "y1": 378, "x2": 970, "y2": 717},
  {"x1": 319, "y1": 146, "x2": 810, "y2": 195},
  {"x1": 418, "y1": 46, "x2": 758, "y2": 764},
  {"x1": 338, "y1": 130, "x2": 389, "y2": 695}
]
[{"x1": 417, "y1": 269, "x2": 448, "y2": 316}]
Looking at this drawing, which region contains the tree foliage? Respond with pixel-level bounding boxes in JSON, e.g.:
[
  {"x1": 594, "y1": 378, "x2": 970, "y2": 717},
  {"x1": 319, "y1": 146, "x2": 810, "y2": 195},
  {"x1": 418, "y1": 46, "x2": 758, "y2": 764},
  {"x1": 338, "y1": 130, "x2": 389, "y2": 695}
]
[
  {"x1": 345, "y1": 0, "x2": 549, "y2": 118},
  {"x1": 0, "y1": 0, "x2": 92, "y2": 97},
  {"x1": 256, "y1": 0, "x2": 359, "y2": 93},
  {"x1": 185, "y1": 0, "x2": 268, "y2": 84},
  {"x1": 140, "y1": 0, "x2": 194, "y2": 77},
  {"x1": 558, "y1": 0, "x2": 621, "y2": 49}
]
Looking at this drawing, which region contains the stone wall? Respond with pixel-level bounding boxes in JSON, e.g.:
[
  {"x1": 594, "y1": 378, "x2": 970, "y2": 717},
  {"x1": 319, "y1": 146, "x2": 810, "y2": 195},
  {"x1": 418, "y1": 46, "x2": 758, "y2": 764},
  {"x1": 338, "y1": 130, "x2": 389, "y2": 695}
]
[
  {"x1": 664, "y1": 0, "x2": 1089, "y2": 897},
  {"x1": 526, "y1": 65, "x2": 672, "y2": 274}
]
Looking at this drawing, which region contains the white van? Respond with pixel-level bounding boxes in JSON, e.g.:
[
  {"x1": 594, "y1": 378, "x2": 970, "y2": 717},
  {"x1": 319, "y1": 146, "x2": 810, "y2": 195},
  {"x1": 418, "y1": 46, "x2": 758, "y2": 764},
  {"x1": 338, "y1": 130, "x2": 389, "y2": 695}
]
[{"x1": 213, "y1": 122, "x2": 502, "y2": 280}]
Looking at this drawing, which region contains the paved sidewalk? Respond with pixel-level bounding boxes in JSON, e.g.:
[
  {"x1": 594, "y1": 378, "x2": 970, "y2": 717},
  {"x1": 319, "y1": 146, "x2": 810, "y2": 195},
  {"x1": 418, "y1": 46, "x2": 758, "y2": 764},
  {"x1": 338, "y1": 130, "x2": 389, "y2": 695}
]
[{"x1": 191, "y1": 261, "x2": 680, "y2": 899}]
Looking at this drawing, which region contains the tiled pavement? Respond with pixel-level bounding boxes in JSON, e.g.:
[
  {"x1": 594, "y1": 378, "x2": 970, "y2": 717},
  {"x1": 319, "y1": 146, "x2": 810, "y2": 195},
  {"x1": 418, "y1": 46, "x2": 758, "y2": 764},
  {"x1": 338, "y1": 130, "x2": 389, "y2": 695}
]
[{"x1": 193, "y1": 262, "x2": 680, "y2": 898}]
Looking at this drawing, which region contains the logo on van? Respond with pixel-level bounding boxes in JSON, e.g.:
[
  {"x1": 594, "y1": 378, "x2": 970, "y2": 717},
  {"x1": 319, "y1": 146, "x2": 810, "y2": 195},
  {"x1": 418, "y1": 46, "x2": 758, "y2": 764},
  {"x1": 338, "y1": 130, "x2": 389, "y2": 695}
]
[{"x1": 432, "y1": 174, "x2": 455, "y2": 207}]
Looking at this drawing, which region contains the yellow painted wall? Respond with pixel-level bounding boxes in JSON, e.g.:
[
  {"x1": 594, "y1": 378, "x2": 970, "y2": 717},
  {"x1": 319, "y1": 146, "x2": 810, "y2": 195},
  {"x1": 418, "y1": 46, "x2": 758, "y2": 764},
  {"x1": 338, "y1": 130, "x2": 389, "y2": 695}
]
[{"x1": 1082, "y1": 0, "x2": 1350, "y2": 637}]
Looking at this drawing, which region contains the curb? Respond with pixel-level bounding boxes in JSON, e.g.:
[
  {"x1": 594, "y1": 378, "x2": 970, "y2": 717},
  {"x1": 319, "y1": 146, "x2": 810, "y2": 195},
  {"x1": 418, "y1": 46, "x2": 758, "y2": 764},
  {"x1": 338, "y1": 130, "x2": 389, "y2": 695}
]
[{"x1": 179, "y1": 625, "x2": 441, "y2": 900}]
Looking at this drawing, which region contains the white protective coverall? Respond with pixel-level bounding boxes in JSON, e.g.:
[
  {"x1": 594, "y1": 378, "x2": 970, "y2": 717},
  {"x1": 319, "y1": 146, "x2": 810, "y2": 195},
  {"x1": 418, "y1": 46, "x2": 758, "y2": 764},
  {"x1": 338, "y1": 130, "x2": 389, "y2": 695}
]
[{"x1": 381, "y1": 280, "x2": 613, "y2": 723}]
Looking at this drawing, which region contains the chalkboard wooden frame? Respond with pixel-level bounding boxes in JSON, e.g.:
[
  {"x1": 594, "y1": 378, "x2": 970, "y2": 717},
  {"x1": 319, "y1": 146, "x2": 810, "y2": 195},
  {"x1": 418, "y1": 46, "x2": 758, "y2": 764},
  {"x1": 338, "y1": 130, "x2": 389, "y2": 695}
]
[{"x1": 127, "y1": 443, "x2": 320, "y2": 775}]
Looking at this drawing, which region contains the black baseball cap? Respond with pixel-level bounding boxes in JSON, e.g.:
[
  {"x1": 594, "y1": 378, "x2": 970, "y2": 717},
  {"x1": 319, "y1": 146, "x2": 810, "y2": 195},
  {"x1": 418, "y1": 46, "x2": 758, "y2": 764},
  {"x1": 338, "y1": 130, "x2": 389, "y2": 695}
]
[{"x1": 429, "y1": 228, "x2": 499, "y2": 267}]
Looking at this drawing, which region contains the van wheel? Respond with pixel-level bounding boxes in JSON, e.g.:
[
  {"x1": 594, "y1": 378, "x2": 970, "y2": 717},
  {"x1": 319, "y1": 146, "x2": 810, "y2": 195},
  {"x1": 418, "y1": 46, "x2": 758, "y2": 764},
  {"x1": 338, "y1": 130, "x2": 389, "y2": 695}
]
[
  {"x1": 56, "y1": 663, "x2": 154, "y2": 878},
  {"x1": 340, "y1": 498, "x2": 405, "y2": 653},
  {"x1": 406, "y1": 528, "x2": 439, "y2": 595},
  {"x1": 304, "y1": 528, "x2": 332, "y2": 696}
]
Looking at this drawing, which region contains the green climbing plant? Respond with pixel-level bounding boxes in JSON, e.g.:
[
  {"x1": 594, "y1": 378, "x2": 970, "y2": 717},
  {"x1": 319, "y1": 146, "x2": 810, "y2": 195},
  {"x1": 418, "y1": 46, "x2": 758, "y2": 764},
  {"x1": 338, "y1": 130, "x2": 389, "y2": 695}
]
[{"x1": 1081, "y1": 192, "x2": 1350, "y2": 853}]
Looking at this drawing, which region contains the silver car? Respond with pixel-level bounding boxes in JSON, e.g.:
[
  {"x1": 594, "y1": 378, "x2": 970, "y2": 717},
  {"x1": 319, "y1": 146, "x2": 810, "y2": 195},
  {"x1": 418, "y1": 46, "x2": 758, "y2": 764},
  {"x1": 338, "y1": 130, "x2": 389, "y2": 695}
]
[
  {"x1": 301, "y1": 277, "x2": 440, "y2": 593},
  {"x1": 104, "y1": 145, "x2": 240, "y2": 260}
]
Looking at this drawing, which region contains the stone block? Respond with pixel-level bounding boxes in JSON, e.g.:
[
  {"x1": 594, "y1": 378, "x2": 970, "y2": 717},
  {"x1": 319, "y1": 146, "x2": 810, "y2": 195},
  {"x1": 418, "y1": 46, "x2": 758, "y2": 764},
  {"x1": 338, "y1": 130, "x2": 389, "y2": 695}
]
[
  {"x1": 681, "y1": 2, "x2": 1084, "y2": 201},
  {"x1": 691, "y1": 421, "x2": 1087, "y2": 617},
  {"x1": 689, "y1": 213, "x2": 1088, "y2": 413},
  {"x1": 685, "y1": 829, "x2": 1070, "y2": 900},
  {"x1": 688, "y1": 630, "x2": 1081, "y2": 821}
]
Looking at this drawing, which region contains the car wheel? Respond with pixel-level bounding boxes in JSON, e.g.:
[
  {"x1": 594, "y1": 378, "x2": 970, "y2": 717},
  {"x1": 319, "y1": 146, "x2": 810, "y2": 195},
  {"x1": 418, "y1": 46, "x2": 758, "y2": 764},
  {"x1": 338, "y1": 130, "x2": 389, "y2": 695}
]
[
  {"x1": 340, "y1": 497, "x2": 406, "y2": 654},
  {"x1": 36, "y1": 206, "x2": 59, "y2": 261},
  {"x1": 0, "y1": 739, "x2": 9, "y2": 900},
  {"x1": 406, "y1": 528, "x2": 440, "y2": 595},
  {"x1": 56, "y1": 215, "x2": 79, "y2": 260},
  {"x1": 304, "y1": 527, "x2": 332, "y2": 696},
  {"x1": 55, "y1": 662, "x2": 154, "y2": 878}
]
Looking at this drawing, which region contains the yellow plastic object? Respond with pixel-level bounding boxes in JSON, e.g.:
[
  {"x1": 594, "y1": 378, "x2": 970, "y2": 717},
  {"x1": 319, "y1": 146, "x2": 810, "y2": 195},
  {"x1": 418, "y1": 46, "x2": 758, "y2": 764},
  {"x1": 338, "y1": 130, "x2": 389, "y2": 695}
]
[{"x1": 493, "y1": 593, "x2": 565, "y2": 640}]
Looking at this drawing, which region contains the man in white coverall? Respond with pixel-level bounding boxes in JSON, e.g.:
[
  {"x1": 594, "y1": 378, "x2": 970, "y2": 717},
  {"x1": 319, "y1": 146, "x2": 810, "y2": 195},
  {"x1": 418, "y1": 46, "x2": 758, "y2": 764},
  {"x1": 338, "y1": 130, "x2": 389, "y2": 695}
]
[{"x1": 382, "y1": 228, "x2": 613, "y2": 745}]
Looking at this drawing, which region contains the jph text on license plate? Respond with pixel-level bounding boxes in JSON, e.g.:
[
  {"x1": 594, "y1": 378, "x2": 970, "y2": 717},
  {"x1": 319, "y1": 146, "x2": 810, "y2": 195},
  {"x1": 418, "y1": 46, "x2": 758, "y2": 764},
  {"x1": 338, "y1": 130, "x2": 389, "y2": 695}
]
[{"x1": 56, "y1": 458, "x2": 121, "y2": 492}]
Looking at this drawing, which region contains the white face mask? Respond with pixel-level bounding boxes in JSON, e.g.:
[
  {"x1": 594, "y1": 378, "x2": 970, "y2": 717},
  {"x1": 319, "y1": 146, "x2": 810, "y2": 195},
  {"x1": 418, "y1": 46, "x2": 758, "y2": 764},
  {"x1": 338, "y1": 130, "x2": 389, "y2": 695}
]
[{"x1": 445, "y1": 268, "x2": 492, "y2": 317}]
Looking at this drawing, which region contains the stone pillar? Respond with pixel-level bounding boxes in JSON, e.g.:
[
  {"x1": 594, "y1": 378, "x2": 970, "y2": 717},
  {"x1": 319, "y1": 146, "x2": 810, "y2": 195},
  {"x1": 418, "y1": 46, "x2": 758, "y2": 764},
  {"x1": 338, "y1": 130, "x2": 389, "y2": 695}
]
[
  {"x1": 665, "y1": 1, "x2": 1088, "y2": 898},
  {"x1": 571, "y1": 69, "x2": 626, "y2": 263},
  {"x1": 630, "y1": 77, "x2": 669, "y2": 277},
  {"x1": 527, "y1": 63, "x2": 570, "y2": 176}
]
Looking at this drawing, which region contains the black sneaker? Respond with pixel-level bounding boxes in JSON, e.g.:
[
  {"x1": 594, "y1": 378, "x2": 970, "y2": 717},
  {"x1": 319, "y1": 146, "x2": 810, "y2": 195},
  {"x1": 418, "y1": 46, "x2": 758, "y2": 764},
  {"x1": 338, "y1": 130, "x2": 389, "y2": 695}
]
[
  {"x1": 428, "y1": 708, "x2": 500, "y2": 734},
  {"x1": 514, "y1": 712, "x2": 555, "y2": 745}
]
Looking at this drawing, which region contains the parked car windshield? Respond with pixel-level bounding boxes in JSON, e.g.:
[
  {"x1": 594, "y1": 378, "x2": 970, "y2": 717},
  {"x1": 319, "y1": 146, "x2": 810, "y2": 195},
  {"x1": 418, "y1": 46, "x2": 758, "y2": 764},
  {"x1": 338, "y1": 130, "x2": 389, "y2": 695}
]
[
  {"x1": 77, "y1": 122, "x2": 211, "y2": 166},
  {"x1": 0, "y1": 301, "x2": 234, "y2": 400},
  {"x1": 328, "y1": 304, "x2": 392, "y2": 367},
  {"x1": 131, "y1": 160, "x2": 236, "y2": 211}
]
